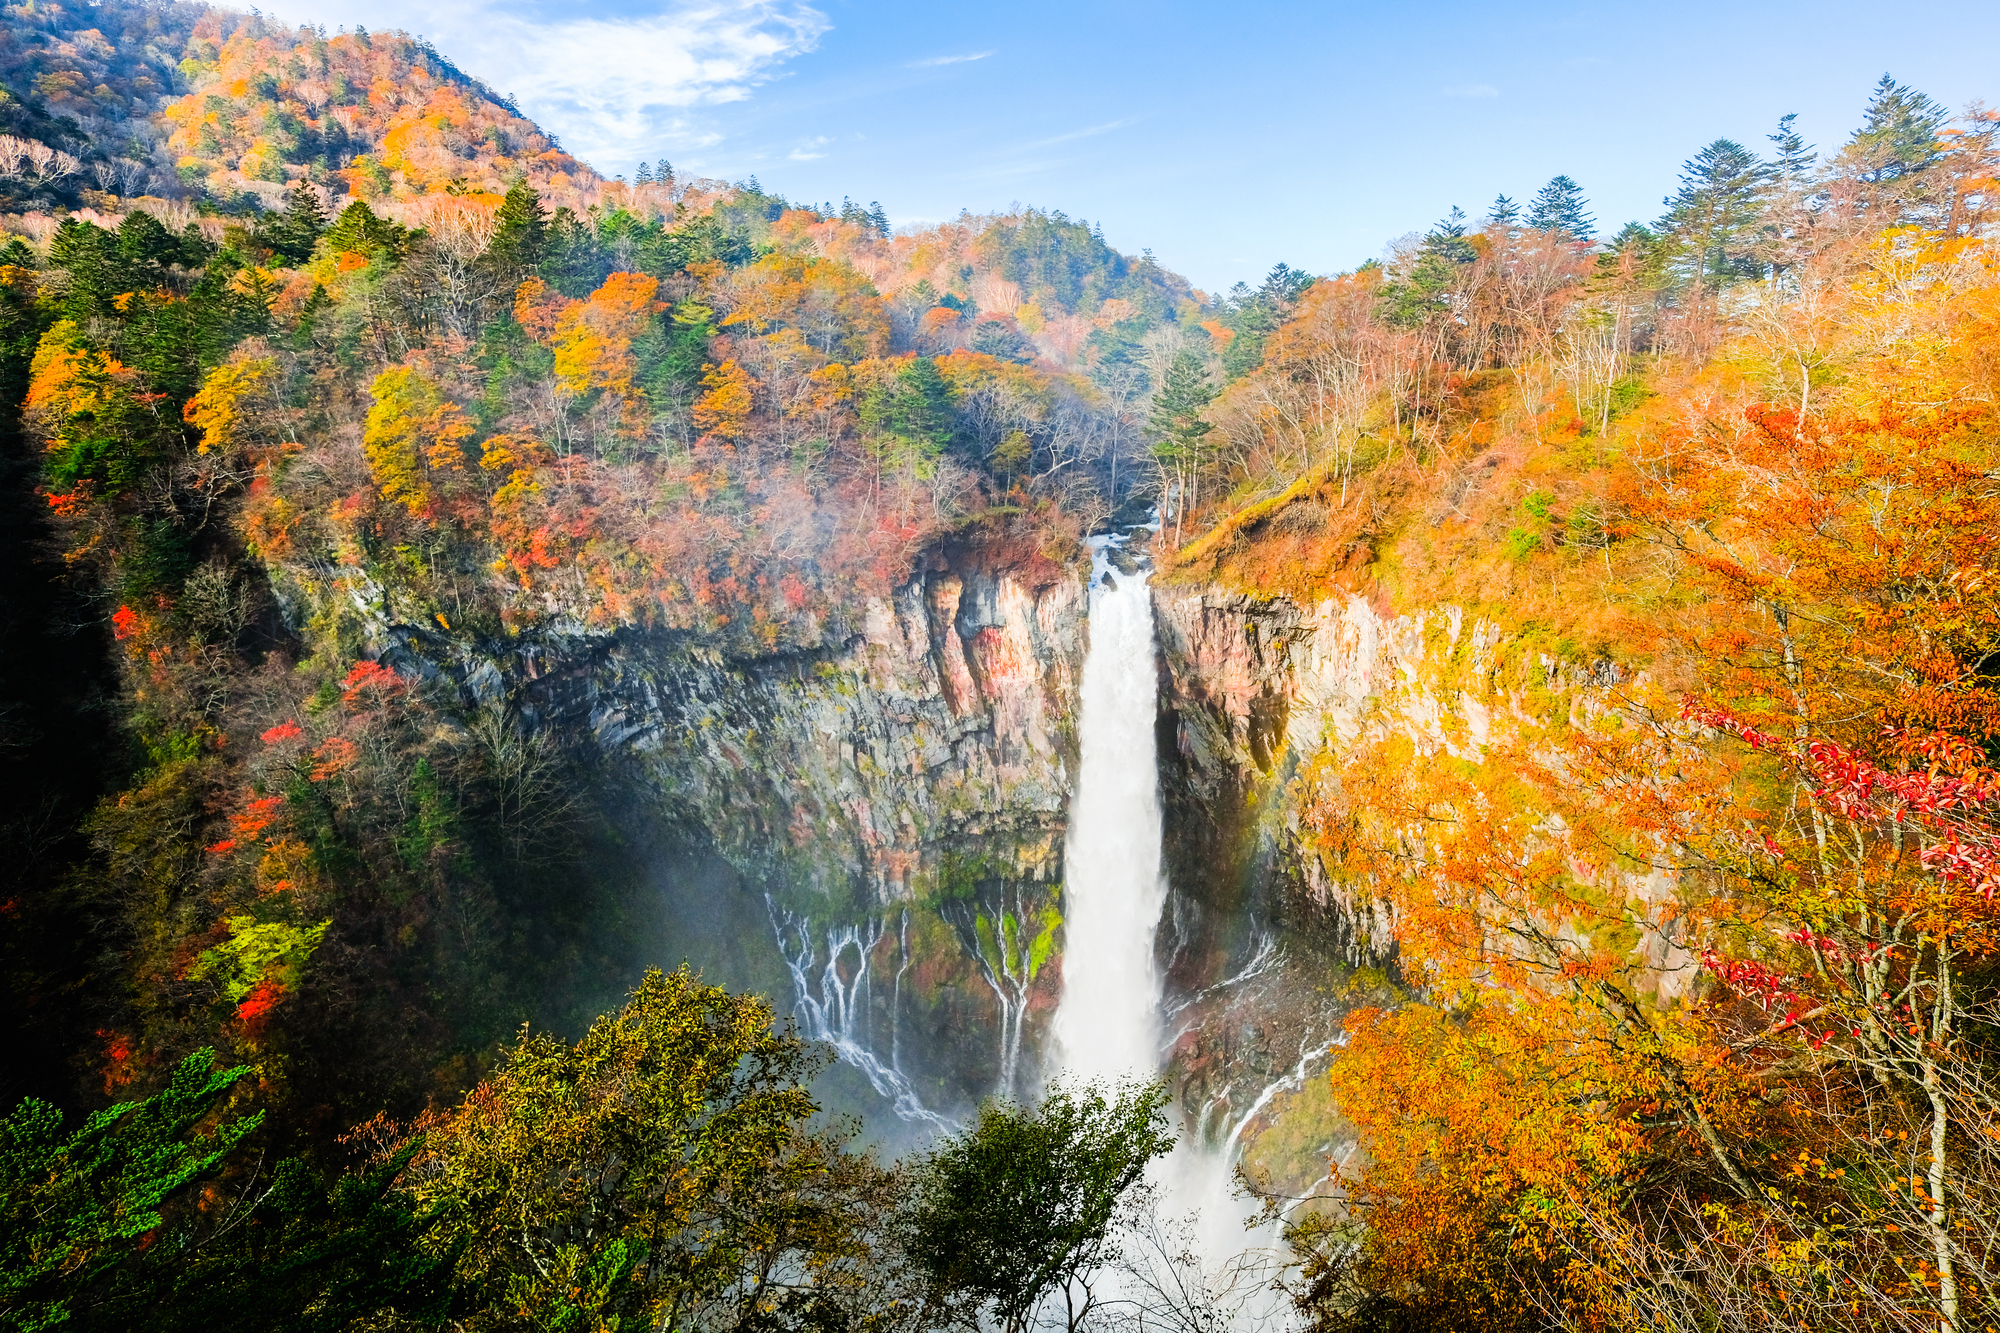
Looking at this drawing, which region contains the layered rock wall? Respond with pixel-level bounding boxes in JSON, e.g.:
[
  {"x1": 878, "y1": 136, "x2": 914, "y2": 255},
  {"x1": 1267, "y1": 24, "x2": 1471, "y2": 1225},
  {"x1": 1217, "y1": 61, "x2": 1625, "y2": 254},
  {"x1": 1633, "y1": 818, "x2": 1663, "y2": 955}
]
[{"x1": 280, "y1": 540, "x2": 1088, "y2": 1115}]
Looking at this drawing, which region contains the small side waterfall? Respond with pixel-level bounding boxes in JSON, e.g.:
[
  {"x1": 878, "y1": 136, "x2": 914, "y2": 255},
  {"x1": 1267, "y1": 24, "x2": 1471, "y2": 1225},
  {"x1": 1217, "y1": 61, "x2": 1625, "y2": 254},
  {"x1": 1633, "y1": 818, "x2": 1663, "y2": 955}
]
[
  {"x1": 768, "y1": 901, "x2": 953, "y2": 1130},
  {"x1": 1051, "y1": 534, "x2": 1169, "y2": 1080},
  {"x1": 938, "y1": 885, "x2": 1041, "y2": 1098}
]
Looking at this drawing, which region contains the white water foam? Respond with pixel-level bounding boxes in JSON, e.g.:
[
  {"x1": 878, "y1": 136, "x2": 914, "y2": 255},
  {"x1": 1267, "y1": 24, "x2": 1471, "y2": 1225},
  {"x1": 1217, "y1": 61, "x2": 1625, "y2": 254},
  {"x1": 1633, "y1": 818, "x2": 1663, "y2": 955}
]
[{"x1": 769, "y1": 900, "x2": 954, "y2": 1131}]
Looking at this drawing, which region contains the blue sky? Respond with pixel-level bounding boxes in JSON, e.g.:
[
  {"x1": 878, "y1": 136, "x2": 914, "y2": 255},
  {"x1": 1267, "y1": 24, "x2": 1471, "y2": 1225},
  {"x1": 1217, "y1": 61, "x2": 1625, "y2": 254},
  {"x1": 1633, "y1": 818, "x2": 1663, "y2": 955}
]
[{"x1": 273, "y1": 0, "x2": 2000, "y2": 295}]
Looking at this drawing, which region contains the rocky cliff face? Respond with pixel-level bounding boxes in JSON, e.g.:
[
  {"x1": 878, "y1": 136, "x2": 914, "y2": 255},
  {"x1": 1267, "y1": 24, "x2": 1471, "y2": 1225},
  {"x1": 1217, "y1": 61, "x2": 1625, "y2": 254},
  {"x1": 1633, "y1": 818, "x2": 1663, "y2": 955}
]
[
  {"x1": 1147, "y1": 584, "x2": 1408, "y2": 1176},
  {"x1": 278, "y1": 537, "x2": 1089, "y2": 1121},
  {"x1": 1147, "y1": 578, "x2": 1685, "y2": 1184},
  {"x1": 280, "y1": 524, "x2": 1652, "y2": 1148},
  {"x1": 1152, "y1": 583, "x2": 1408, "y2": 976},
  {"x1": 609, "y1": 550, "x2": 1085, "y2": 908}
]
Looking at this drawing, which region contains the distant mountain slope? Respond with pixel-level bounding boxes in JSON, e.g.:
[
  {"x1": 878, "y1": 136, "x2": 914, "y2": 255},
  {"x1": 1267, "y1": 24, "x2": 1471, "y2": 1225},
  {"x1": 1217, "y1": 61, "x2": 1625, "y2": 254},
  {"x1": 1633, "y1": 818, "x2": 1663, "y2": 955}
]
[
  {"x1": 0, "y1": 0, "x2": 207, "y2": 203},
  {"x1": 0, "y1": 0, "x2": 606, "y2": 213},
  {"x1": 0, "y1": 0, "x2": 1222, "y2": 387},
  {"x1": 161, "y1": 11, "x2": 604, "y2": 209}
]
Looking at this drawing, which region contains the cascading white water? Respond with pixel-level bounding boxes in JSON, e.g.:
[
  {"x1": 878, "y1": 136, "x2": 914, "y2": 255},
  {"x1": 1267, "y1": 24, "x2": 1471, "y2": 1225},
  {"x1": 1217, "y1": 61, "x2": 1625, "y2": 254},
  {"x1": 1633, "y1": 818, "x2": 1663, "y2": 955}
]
[
  {"x1": 1051, "y1": 534, "x2": 1168, "y2": 1082},
  {"x1": 1052, "y1": 530, "x2": 1295, "y2": 1327},
  {"x1": 768, "y1": 900, "x2": 953, "y2": 1130}
]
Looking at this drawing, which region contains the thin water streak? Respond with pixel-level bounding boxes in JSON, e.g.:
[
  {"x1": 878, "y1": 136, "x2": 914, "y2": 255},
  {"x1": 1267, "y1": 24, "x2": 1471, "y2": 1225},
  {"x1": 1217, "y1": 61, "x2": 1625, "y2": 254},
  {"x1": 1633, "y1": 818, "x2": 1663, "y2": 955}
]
[{"x1": 768, "y1": 897, "x2": 954, "y2": 1130}]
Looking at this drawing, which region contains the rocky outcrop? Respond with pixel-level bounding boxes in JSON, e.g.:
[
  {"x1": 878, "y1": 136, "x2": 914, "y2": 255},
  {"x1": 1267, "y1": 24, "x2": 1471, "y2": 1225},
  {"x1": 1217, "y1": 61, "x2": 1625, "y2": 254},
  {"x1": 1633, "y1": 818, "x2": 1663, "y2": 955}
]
[
  {"x1": 1152, "y1": 585, "x2": 1411, "y2": 983},
  {"x1": 299, "y1": 541, "x2": 1087, "y2": 908},
  {"x1": 1147, "y1": 577, "x2": 1691, "y2": 1164},
  {"x1": 278, "y1": 538, "x2": 1088, "y2": 1116},
  {"x1": 609, "y1": 550, "x2": 1084, "y2": 906}
]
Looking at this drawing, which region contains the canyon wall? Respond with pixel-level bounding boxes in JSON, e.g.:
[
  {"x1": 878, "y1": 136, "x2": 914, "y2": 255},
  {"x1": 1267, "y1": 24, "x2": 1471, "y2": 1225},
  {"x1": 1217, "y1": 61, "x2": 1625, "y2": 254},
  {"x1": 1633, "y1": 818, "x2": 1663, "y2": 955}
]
[{"x1": 274, "y1": 538, "x2": 1087, "y2": 1121}]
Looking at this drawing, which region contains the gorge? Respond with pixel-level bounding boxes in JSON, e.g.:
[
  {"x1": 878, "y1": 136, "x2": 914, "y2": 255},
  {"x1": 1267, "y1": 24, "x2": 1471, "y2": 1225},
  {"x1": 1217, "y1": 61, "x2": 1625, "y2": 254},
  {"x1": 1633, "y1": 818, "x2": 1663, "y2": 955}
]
[{"x1": 3, "y1": 10, "x2": 1997, "y2": 1328}]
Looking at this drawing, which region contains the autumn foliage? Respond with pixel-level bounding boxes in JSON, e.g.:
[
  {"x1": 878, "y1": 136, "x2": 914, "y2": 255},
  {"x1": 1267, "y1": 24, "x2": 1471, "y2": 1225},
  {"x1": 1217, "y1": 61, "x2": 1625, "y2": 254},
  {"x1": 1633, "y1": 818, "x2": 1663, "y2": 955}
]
[{"x1": 1263, "y1": 102, "x2": 2000, "y2": 1333}]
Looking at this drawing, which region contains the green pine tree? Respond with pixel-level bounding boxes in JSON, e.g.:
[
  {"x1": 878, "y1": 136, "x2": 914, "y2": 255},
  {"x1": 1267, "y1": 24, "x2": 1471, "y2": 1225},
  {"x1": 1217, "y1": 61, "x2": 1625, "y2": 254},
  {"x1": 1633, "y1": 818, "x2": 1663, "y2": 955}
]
[
  {"x1": 1149, "y1": 349, "x2": 1214, "y2": 541},
  {"x1": 1527, "y1": 175, "x2": 1596, "y2": 239},
  {"x1": 1846, "y1": 73, "x2": 1948, "y2": 183},
  {"x1": 485, "y1": 179, "x2": 549, "y2": 278},
  {"x1": 1657, "y1": 139, "x2": 1769, "y2": 292},
  {"x1": 1377, "y1": 210, "x2": 1478, "y2": 331},
  {"x1": 255, "y1": 184, "x2": 329, "y2": 266},
  {"x1": 322, "y1": 200, "x2": 412, "y2": 263},
  {"x1": 859, "y1": 356, "x2": 958, "y2": 499},
  {"x1": 1, "y1": 1049, "x2": 259, "y2": 1329},
  {"x1": 1766, "y1": 112, "x2": 1816, "y2": 186}
]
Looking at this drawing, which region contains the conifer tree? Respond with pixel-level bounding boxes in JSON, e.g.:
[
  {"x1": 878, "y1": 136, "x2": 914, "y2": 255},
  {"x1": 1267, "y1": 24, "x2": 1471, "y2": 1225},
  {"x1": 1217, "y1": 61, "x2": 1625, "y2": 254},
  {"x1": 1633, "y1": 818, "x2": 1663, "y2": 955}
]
[
  {"x1": 971, "y1": 319, "x2": 1035, "y2": 364},
  {"x1": 256, "y1": 183, "x2": 329, "y2": 266},
  {"x1": 1765, "y1": 111, "x2": 1816, "y2": 185},
  {"x1": 1527, "y1": 175, "x2": 1596, "y2": 239},
  {"x1": 1658, "y1": 139, "x2": 1768, "y2": 291},
  {"x1": 1149, "y1": 349, "x2": 1214, "y2": 540},
  {"x1": 1845, "y1": 73, "x2": 1948, "y2": 182},
  {"x1": 322, "y1": 200, "x2": 411, "y2": 263},
  {"x1": 484, "y1": 179, "x2": 549, "y2": 278},
  {"x1": 1378, "y1": 211, "x2": 1477, "y2": 330},
  {"x1": 1486, "y1": 193, "x2": 1520, "y2": 228}
]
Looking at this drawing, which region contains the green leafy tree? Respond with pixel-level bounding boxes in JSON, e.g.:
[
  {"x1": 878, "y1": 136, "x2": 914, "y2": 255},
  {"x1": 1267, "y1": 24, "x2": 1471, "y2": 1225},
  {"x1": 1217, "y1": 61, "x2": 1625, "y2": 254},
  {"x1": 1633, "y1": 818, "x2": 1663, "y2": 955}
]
[
  {"x1": 1, "y1": 1049, "x2": 257, "y2": 1331},
  {"x1": 137, "y1": 1145, "x2": 459, "y2": 1333},
  {"x1": 900, "y1": 1079, "x2": 1175, "y2": 1333},
  {"x1": 2, "y1": 1049, "x2": 456, "y2": 1333},
  {"x1": 860, "y1": 355, "x2": 957, "y2": 490},
  {"x1": 398, "y1": 968, "x2": 901, "y2": 1333}
]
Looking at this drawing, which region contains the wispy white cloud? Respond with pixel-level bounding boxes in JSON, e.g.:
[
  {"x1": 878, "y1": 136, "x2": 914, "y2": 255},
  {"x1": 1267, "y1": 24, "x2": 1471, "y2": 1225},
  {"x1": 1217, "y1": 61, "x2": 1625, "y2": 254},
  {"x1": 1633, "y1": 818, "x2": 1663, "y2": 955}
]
[
  {"x1": 908, "y1": 50, "x2": 994, "y2": 67},
  {"x1": 788, "y1": 135, "x2": 831, "y2": 161},
  {"x1": 1022, "y1": 118, "x2": 1137, "y2": 148},
  {"x1": 1441, "y1": 82, "x2": 1500, "y2": 98},
  {"x1": 299, "y1": 0, "x2": 831, "y2": 165}
]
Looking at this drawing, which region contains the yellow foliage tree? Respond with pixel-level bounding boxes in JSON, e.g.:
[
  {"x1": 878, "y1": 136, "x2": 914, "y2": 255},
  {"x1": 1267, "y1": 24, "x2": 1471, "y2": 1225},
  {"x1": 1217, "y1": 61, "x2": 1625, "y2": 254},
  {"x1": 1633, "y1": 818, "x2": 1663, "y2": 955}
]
[
  {"x1": 182, "y1": 357, "x2": 276, "y2": 455},
  {"x1": 363, "y1": 366, "x2": 474, "y2": 516},
  {"x1": 722, "y1": 252, "x2": 889, "y2": 361},
  {"x1": 692, "y1": 361, "x2": 755, "y2": 441},
  {"x1": 552, "y1": 271, "x2": 664, "y2": 401}
]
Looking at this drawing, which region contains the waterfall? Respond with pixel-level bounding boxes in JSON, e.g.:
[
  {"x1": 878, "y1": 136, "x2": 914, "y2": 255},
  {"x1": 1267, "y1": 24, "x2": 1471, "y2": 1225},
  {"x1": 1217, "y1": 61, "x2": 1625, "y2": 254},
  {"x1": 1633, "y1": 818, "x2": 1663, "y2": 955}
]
[
  {"x1": 768, "y1": 900, "x2": 953, "y2": 1130},
  {"x1": 1051, "y1": 529, "x2": 1295, "y2": 1325},
  {"x1": 939, "y1": 885, "x2": 1039, "y2": 1098},
  {"x1": 1050, "y1": 533, "x2": 1168, "y2": 1082}
]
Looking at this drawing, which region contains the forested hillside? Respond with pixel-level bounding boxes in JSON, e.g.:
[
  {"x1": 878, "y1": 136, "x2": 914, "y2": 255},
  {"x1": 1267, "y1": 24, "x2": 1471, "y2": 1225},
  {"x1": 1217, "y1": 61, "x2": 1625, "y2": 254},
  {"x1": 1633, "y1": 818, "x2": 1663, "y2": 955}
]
[
  {"x1": 0, "y1": 0, "x2": 1212, "y2": 1123},
  {"x1": 0, "y1": 0, "x2": 1998, "y2": 1326},
  {"x1": 1155, "y1": 80, "x2": 2000, "y2": 1333}
]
